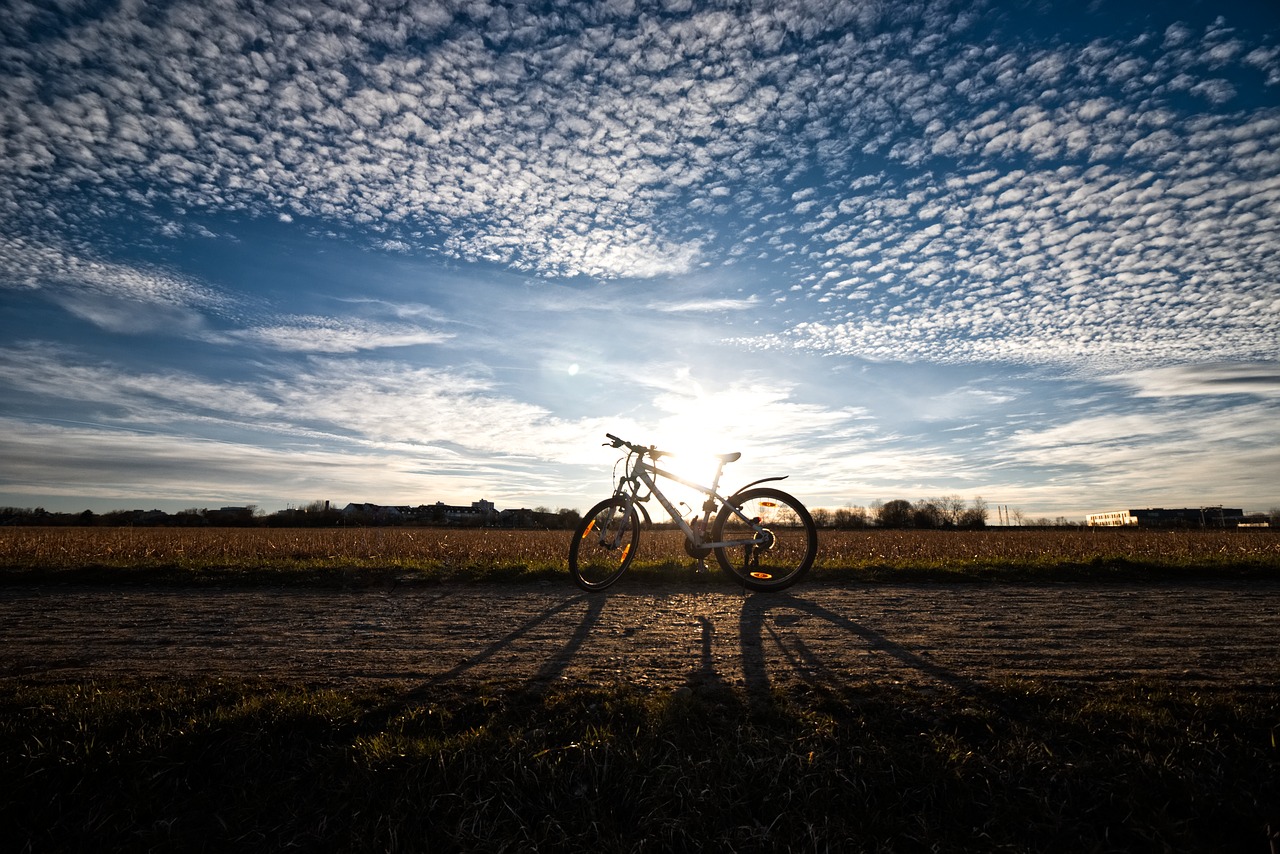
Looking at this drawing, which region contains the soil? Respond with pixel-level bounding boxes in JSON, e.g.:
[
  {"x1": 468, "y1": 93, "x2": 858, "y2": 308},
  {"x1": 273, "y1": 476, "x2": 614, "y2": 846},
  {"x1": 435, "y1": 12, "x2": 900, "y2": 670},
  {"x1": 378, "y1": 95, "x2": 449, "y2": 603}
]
[{"x1": 2, "y1": 579, "x2": 1277, "y2": 693}]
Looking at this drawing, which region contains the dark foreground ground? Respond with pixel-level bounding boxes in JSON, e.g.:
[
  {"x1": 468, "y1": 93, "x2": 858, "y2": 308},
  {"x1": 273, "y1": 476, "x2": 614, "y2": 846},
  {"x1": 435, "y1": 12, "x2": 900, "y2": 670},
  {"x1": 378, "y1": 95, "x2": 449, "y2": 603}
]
[{"x1": 3, "y1": 579, "x2": 1278, "y2": 853}]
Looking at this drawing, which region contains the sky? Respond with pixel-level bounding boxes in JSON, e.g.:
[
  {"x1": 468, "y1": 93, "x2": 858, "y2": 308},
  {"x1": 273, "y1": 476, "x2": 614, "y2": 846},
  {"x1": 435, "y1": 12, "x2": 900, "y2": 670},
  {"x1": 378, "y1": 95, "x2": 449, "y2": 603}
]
[{"x1": 1, "y1": 0, "x2": 1278, "y2": 522}]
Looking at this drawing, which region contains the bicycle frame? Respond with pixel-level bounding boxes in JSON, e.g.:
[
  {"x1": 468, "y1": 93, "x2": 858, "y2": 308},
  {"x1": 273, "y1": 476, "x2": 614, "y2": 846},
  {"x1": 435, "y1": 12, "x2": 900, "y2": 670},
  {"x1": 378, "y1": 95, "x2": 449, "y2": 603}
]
[{"x1": 611, "y1": 450, "x2": 769, "y2": 550}]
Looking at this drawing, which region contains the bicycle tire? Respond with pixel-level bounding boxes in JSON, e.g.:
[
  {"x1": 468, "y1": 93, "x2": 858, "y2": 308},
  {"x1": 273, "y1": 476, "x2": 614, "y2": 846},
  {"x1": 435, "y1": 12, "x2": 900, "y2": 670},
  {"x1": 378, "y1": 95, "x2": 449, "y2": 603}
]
[
  {"x1": 711, "y1": 487, "x2": 817, "y2": 592},
  {"x1": 569, "y1": 497, "x2": 641, "y2": 591}
]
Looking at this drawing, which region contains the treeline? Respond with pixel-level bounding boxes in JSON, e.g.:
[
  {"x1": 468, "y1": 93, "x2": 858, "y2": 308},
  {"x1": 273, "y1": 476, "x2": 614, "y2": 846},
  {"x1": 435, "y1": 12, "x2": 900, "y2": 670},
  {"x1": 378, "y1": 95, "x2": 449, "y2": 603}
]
[
  {"x1": 814, "y1": 496, "x2": 992, "y2": 529},
  {"x1": 1, "y1": 507, "x2": 225, "y2": 527},
  {"x1": 0, "y1": 505, "x2": 584, "y2": 530}
]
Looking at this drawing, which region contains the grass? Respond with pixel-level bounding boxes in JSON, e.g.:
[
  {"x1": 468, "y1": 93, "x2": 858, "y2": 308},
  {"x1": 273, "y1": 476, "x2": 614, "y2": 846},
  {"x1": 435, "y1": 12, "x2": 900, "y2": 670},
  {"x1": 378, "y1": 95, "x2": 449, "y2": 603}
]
[
  {"x1": 2, "y1": 677, "x2": 1277, "y2": 852},
  {"x1": 1, "y1": 527, "x2": 1277, "y2": 586}
]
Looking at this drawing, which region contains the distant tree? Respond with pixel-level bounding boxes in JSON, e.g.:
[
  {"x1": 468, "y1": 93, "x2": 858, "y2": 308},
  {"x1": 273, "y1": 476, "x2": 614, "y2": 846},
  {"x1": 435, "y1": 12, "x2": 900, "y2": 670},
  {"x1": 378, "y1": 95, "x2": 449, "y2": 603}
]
[
  {"x1": 876, "y1": 499, "x2": 913, "y2": 528},
  {"x1": 171, "y1": 508, "x2": 206, "y2": 527},
  {"x1": 832, "y1": 506, "x2": 870, "y2": 528},
  {"x1": 911, "y1": 500, "x2": 943, "y2": 529},
  {"x1": 810, "y1": 508, "x2": 832, "y2": 528},
  {"x1": 957, "y1": 496, "x2": 988, "y2": 529},
  {"x1": 937, "y1": 495, "x2": 966, "y2": 526}
]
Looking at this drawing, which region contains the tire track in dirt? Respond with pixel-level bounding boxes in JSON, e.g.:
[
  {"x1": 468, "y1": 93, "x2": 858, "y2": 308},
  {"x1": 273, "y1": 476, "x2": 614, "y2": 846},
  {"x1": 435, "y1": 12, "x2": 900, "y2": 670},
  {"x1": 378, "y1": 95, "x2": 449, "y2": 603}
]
[{"x1": 2, "y1": 580, "x2": 1276, "y2": 692}]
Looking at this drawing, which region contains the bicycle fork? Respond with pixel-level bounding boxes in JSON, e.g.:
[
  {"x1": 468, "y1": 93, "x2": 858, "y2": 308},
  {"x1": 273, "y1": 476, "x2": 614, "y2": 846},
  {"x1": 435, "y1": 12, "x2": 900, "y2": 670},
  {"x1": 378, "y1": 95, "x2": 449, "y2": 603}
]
[{"x1": 583, "y1": 496, "x2": 635, "y2": 558}]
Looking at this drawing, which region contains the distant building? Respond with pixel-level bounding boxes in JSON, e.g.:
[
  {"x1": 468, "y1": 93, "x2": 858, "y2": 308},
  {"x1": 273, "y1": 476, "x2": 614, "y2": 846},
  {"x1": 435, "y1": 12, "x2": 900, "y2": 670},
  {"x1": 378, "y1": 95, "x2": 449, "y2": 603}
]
[
  {"x1": 340, "y1": 500, "x2": 497, "y2": 526},
  {"x1": 498, "y1": 508, "x2": 537, "y2": 528},
  {"x1": 1086, "y1": 507, "x2": 1244, "y2": 528},
  {"x1": 432, "y1": 499, "x2": 496, "y2": 525}
]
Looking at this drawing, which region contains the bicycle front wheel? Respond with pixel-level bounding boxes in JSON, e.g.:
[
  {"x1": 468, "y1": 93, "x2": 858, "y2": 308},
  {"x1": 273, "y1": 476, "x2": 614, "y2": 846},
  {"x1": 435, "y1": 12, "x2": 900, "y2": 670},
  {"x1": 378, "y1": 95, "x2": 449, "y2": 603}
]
[
  {"x1": 712, "y1": 487, "x2": 817, "y2": 592},
  {"x1": 569, "y1": 498, "x2": 641, "y2": 591}
]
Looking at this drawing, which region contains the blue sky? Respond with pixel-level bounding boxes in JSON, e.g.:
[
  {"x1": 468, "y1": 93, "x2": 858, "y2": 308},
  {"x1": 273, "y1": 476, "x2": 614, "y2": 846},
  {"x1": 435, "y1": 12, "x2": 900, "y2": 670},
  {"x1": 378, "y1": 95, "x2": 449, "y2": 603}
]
[{"x1": 1, "y1": 0, "x2": 1278, "y2": 520}]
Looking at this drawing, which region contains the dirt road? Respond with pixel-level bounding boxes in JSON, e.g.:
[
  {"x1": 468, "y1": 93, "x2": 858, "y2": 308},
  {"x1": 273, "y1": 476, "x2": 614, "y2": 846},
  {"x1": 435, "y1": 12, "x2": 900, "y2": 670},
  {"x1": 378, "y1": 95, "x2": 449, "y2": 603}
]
[{"x1": 2, "y1": 580, "x2": 1276, "y2": 693}]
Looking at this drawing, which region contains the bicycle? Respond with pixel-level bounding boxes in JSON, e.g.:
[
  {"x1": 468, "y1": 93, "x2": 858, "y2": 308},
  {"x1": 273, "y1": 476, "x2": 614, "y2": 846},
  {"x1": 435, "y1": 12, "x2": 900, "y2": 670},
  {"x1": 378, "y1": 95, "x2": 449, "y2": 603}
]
[{"x1": 568, "y1": 433, "x2": 818, "y2": 592}]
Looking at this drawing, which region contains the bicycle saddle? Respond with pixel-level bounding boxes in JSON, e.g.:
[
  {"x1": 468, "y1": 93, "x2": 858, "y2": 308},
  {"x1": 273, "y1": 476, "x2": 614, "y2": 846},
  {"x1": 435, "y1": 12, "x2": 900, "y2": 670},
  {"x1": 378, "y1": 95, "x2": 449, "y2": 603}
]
[{"x1": 717, "y1": 452, "x2": 742, "y2": 463}]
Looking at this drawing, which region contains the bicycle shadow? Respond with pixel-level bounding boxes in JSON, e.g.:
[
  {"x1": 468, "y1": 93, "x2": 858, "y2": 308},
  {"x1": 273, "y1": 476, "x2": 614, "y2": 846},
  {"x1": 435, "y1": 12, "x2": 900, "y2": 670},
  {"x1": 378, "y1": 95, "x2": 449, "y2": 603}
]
[
  {"x1": 389, "y1": 592, "x2": 609, "y2": 710},
  {"x1": 736, "y1": 590, "x2": 979, "y2": 699}
]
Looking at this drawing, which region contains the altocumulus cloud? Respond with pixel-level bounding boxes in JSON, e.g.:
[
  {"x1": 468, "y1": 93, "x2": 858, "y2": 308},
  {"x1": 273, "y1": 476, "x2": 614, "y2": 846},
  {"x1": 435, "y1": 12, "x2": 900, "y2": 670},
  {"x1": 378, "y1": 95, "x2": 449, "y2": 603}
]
[{"x1": 2, "y1": 0, "x2": 1276, "y2": 371}]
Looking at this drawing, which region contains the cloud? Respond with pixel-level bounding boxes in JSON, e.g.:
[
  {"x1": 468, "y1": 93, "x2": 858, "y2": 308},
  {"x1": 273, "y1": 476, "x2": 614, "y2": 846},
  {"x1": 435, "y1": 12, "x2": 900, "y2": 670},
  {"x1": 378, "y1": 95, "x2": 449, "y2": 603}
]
[
  {"x1": 1111, "y1": 362, "x2": 1280, "y2": 398},
  {"x1": 0, "y1": 344, "x2": 279, "y2": 424},
  {"x1": 652, "y1": 294, "x2": 761, "y2": 312},
  {"x1": 732, "y1": 106, "x2": 1280, "y2": 369},
  {"x1": 0, "y1": 343, "x2": 603, "y2": 465},
  {"x1": 0, "y1": 235, "x2": 227, "y2": 333},
  {"x1": 0, "y1": 341, "x2": 891, "y2": 507},
  {"x1": 0, "y1": 415, "x2": 499, "y2": 508},
  {"x1": 1, "y1": 0, "x2": 1277, "y2": 372},
  {"x1": 215, "y1": 316, "x2": 453, "y2": 353},
  {"x1": 335, "y1": 298, "x2": 451, "y2": 323},
  {"x1": 999, "y1": 396, "x2": 1280, "y2": 511}
]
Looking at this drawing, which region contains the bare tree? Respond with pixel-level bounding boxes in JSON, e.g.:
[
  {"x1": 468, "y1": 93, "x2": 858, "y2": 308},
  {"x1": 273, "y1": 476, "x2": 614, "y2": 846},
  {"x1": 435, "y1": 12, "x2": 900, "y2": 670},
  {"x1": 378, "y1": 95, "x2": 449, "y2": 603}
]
[
  {"x1": 938, "y1": 494, "x2": 966, "y2": 526},
  {"x1": 958, "y1": 496, "x2": 988, "y2": 528}
]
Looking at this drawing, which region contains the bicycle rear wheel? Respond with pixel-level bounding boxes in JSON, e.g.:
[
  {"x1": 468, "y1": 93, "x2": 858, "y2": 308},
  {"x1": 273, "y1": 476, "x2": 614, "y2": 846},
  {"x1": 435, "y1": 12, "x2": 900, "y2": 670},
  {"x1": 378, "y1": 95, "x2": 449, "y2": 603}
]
[
  {"x1": 569, "y1": 498, "x2": 641, "y2": 591},
  {"x1": 712, "y1": 487, "x2": 817, "y2": 592}
]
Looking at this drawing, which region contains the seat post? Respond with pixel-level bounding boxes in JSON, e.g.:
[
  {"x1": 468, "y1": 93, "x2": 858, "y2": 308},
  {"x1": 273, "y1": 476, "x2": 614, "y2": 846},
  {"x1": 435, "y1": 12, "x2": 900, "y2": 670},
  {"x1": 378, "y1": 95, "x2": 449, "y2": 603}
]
[{"x1": 709, "y1": 459, "x2": 726, "y2": 499}]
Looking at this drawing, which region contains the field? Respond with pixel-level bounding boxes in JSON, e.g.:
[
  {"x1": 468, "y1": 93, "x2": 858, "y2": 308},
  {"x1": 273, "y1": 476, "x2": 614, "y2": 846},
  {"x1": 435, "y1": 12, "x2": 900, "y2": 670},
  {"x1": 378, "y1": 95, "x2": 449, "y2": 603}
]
[
  {"x1": 2, "y1": 526, "x2": 1278, "y2": 852},
  {"x1": 2, "y1": 525, "x2": 1277, "y2": 583}
]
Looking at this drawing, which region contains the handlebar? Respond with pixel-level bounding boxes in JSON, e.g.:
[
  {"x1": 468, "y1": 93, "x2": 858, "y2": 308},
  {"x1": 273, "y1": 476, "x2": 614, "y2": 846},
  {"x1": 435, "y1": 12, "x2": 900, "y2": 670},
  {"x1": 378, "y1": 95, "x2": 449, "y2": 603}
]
[{"x1": 603, "y1": 433, "x2": 666, "y2": 458}]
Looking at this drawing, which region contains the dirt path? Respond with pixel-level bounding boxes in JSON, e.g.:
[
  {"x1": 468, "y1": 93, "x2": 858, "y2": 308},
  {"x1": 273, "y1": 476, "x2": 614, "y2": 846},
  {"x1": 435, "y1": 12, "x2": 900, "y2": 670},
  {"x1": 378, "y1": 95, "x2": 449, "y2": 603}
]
[{"x1": 2, "y1": 580, "x2": 1276, "y2": 693}]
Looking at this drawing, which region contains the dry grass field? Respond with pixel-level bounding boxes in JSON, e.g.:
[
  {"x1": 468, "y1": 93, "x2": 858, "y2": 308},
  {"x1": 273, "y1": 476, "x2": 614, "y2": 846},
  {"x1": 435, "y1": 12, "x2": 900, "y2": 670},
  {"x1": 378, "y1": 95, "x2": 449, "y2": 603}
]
[{"x1": 0, "y1": 525, "x2": 1276, "y2": 580}]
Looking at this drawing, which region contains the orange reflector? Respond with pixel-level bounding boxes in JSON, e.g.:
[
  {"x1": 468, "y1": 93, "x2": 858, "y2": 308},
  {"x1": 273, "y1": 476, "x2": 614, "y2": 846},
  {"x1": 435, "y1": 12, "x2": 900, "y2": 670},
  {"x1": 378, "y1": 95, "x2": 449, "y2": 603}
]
[
  {"x1": 621, "y1": 544, "x2": 631, "y2": 561},
  {"x1": 581, "y1": 520, "x2": 595, "y2": 539},
  {"x1": 760, "y1": 501, "x2": 777, "y2": 507},
  {"x1": 750, "y1": 571, "x2": 773, "y2": 579}
]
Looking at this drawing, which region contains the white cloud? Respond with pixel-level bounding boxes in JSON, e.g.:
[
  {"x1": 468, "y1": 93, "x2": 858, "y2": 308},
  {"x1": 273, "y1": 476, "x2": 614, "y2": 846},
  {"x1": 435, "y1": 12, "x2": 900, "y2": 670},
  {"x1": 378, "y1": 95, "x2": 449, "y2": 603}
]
[
  {"x1": 0, "y1": 234, "x2": 225, "y2": 311},
  {"x1": 0, "y1": 236, "x2": 227, "y2": 325},
  {"x1": 1111, "y1": 362, "x2": 1280, "y2": 398},
  {"x1": 217, "y1": 317, "x2": 453, "y2": 353},
  {"x1": 3, "y1": 0, "x2": 1276, "y2": 301},
  {"x1": 1000, "y1": 397, "x2": 1280, "y2": 513},
  {"x1": 652, "y1": 295, "x2": 761, "y2": 313},
  {"x1": 0, "y1": 416, "x2": 497, "y2": 508}
]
